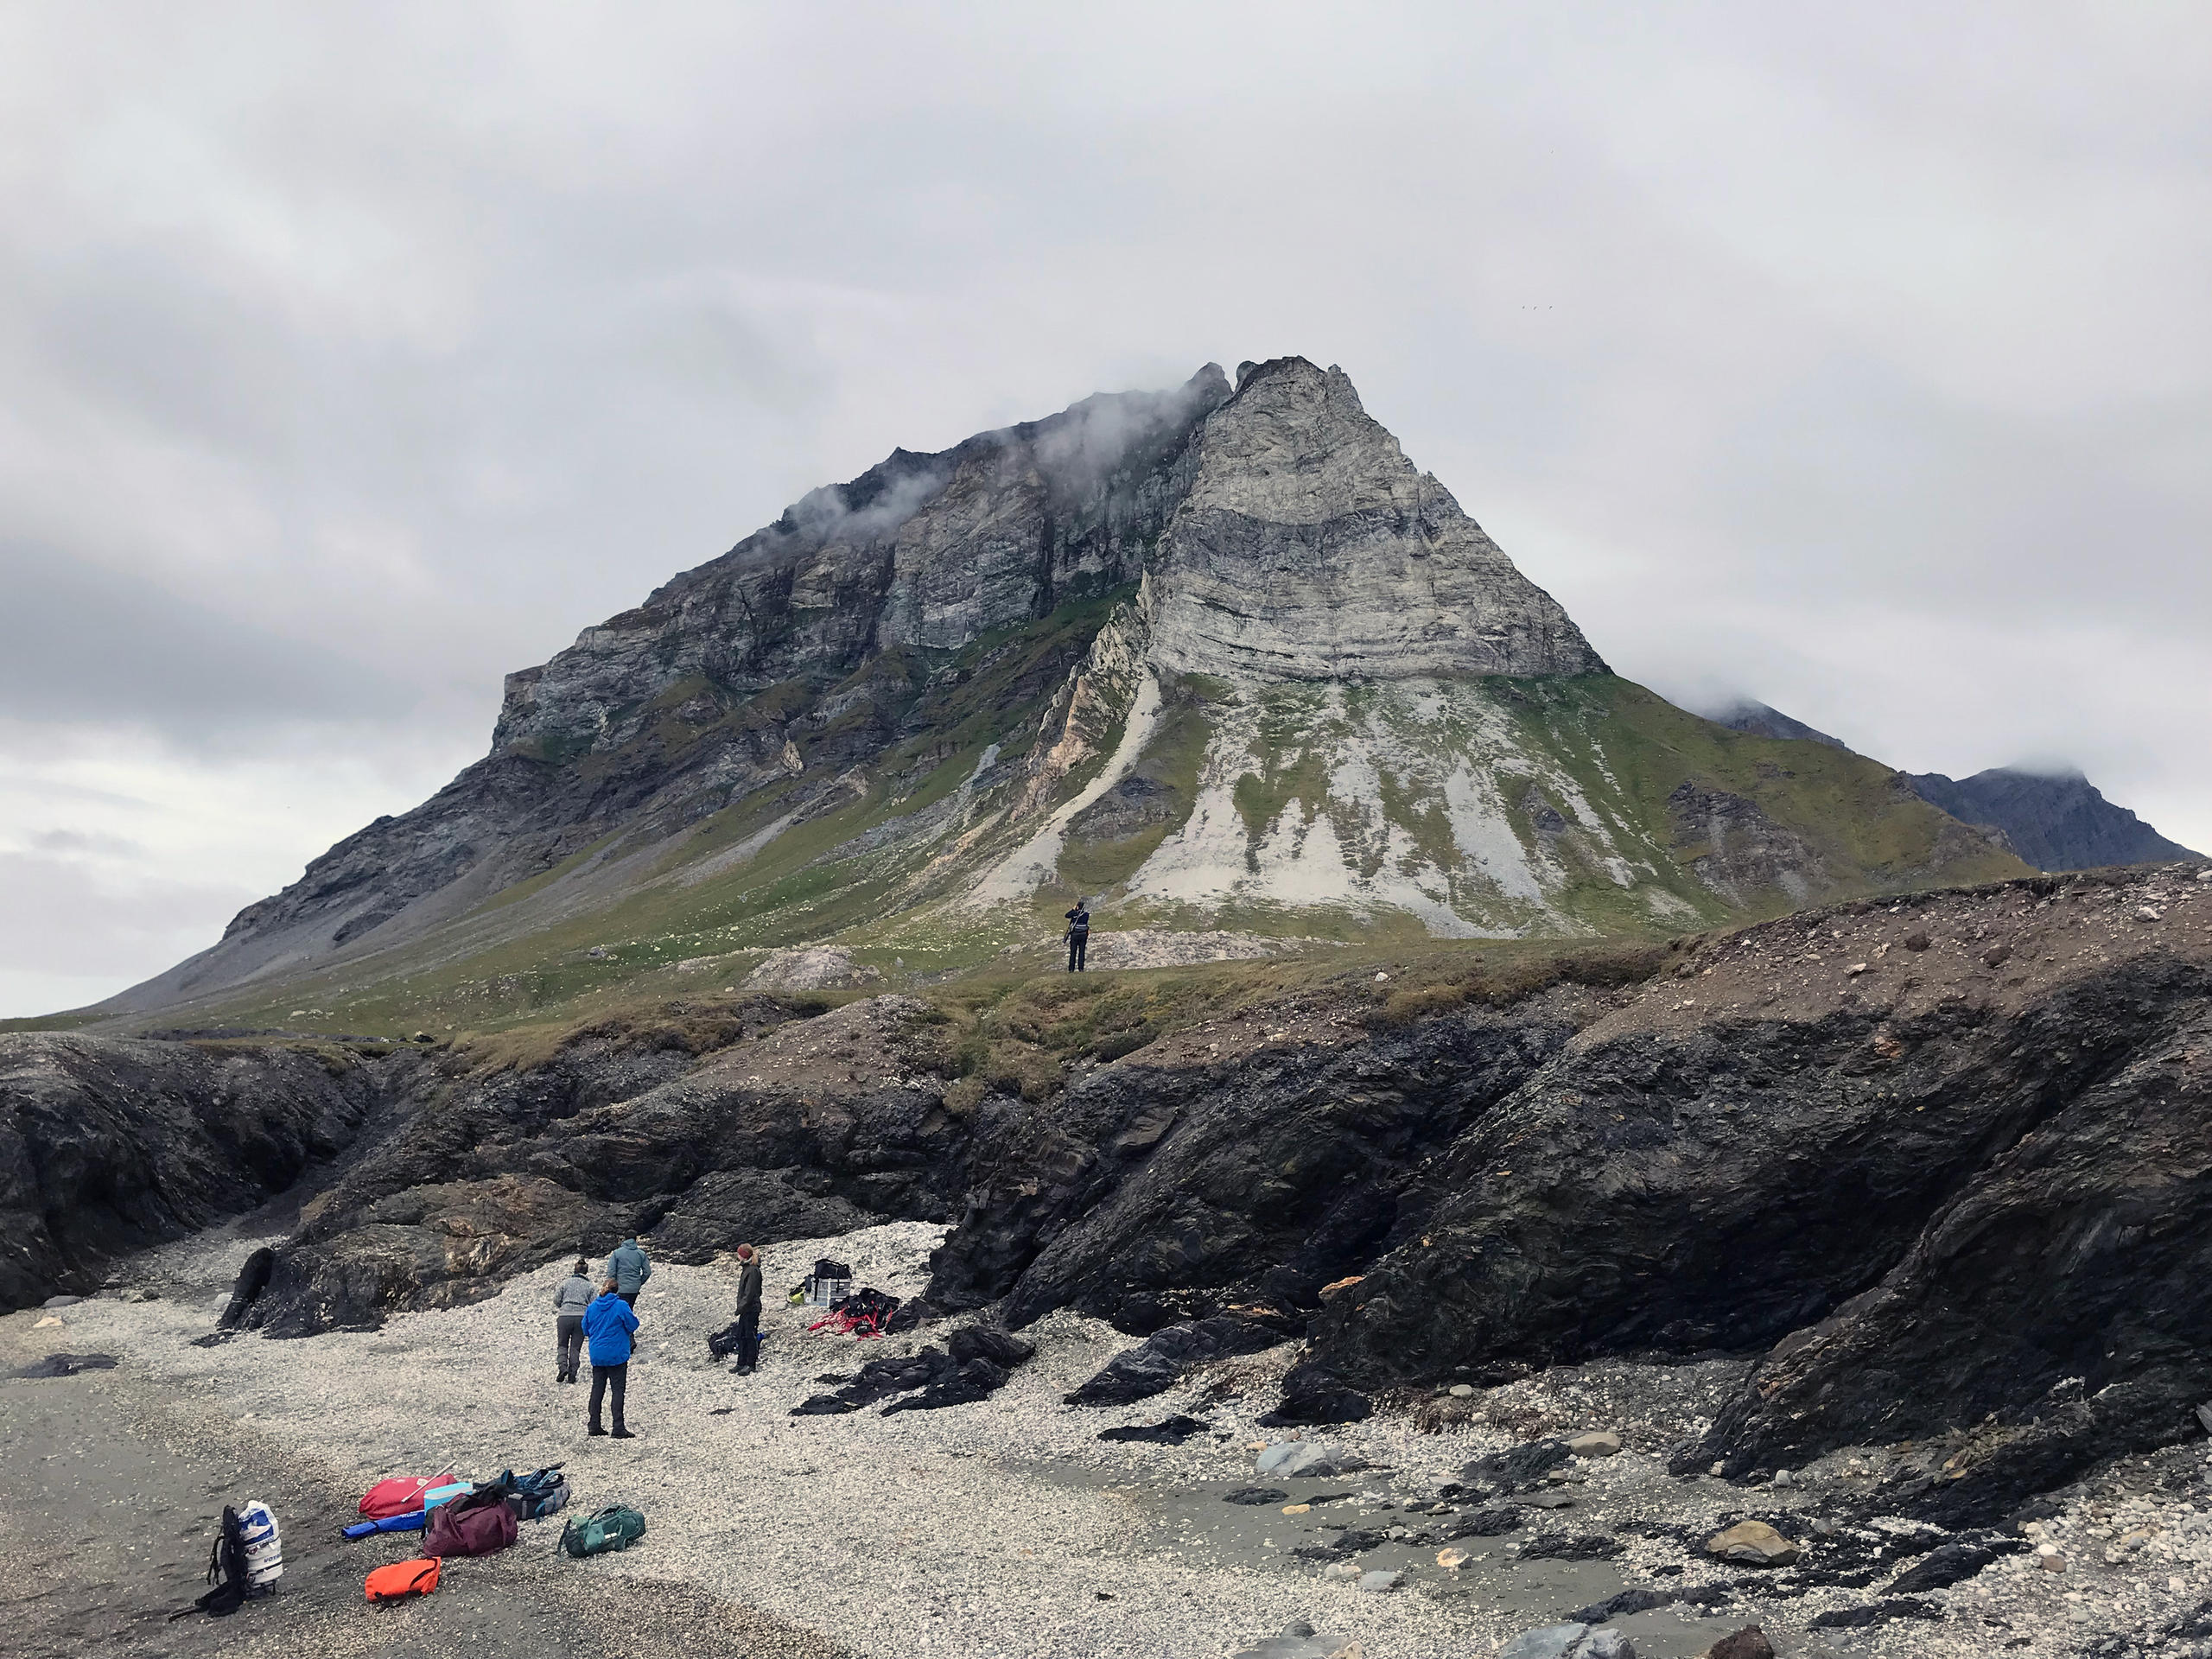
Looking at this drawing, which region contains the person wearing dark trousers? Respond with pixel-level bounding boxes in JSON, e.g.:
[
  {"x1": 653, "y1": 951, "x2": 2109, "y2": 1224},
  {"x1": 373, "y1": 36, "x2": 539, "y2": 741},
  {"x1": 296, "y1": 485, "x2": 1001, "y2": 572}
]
[
  {"x1": 1064, "y1": 899, "x2": 1090, "y2": 972},
  {"x1": 607, "y1": 1236, "x2": 651, "y2": 1308},
  {"x1": 582, "y1": 1278, "x2": 639, "y2": 1439},
  {"x1": 730, "y1": 1243, "x2": 764, "y2": 1374},
  {"x1": 552, "y1": 1257, "x2": 593, "y2": 1383}
]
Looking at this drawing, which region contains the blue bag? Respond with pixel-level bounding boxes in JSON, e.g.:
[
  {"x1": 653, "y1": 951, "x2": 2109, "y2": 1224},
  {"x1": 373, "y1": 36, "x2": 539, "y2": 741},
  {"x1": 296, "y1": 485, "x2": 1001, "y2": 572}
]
[{"x1": 342, "y1": 1510, "x2": 429, "y2": 1540}]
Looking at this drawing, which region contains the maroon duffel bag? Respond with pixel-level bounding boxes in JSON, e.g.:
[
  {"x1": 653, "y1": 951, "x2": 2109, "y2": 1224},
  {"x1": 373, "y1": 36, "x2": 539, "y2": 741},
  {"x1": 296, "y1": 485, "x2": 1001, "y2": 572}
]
[{"x1": 423, "y1": 1484, "x2": 518, "y2": 1558}]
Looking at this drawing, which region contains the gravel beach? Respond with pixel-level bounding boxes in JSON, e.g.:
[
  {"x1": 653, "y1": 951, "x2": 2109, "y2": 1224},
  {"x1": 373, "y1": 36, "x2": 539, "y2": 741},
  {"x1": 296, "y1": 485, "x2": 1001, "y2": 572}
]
[{"x1": 7, "y1": 1220, "x2": 2208, "y2": 1657}]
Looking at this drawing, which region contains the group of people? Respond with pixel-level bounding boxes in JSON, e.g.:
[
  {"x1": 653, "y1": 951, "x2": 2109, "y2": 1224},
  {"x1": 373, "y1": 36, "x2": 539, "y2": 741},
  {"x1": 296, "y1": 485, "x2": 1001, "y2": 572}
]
[
  {"x1": 550, "y1": 1236, "x2": 765, "y2": 1439},
  {"x1": 539, "y1": 907, "x2": 1095, "y2": 1438}
]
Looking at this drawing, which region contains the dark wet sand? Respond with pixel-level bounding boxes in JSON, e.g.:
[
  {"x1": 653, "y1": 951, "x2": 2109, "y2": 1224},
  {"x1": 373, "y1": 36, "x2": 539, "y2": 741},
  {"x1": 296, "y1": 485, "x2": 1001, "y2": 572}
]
[{"x1": 0, "y1": 1361, "x2": 848, "y2": 1659}]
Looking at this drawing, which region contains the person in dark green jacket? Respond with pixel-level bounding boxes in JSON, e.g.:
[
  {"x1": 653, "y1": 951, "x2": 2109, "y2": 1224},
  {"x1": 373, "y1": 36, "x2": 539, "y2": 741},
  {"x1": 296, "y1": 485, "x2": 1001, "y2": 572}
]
[{"x1": 731, "y1": 1243, "x2": 764, "y2": 1375}]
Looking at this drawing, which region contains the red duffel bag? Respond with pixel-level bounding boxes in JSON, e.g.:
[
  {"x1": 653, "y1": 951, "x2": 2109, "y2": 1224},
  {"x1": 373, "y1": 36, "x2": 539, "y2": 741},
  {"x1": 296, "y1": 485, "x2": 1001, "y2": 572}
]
[
  {"x1": 359, "y1": 1470, "x2": 458, "y2": 1520},
  {"x1": 423, "y1": 1485, "x2": 518, "y2": 1558}
]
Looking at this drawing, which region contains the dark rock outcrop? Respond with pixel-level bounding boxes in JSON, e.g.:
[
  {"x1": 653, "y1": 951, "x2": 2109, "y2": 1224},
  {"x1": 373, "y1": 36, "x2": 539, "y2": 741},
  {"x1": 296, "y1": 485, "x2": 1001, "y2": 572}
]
[
  {"x1": 1308, "y1": 868, "x2": 2212, "y2": 1521},
  {"x1": 245, "y1": 996, "x2": 966, "y2": 1335},
  {"x1": 931, "y1": 997, "x2": 1586, "y2": 1331},
  {"x1": 1677, "y1": 987, "x2": 2212, "y2": 1524},
  {"x1": 0, "y1": 1033, "x2": 397, "y2": 1312}
]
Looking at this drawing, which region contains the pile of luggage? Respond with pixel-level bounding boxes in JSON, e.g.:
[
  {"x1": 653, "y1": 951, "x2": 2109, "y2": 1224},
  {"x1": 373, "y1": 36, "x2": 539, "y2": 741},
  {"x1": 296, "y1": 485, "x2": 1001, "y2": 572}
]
[
  {"x1": 173, "y1": 1462, "x2": 650, "y2": 1620},
  {"x1": 354, "y1": 1464, "x2": 647, "y2": 1602},
  {"x1": 807, "y1": 1286, "x2": 901, "y2": 1338}
]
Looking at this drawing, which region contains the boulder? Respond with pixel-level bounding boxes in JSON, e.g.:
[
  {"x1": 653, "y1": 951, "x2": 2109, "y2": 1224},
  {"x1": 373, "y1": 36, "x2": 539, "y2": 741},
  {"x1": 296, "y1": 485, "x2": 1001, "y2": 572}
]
[
  {"x1": 741, "y1": 946, "x2": 882, "y2": 994},
  {"x1": 1497, "y1": 1628, "x2": 1587, "y2": 1659},
  {"x1": 1262, "y1": 1366, "x2": 1372, "y2": 1427},
  {"x1": 1464, "y1": 1439, "x2": 1571, "y2": 1491},
  {"x1": 1064, "y1": 1317, "x2": 1277, "y2": 1407},
  {"x1": 1572, "y1": 1590, "x2": 1672, "y2": 1623},
  {"x1": 880, "y1": 1357, "x2": 1009, "y2": 1414},
  {"x1": 1256, "y1": 1441, "x2": 1344, "y2": 1479},
  {"x1": 1706, "y1": 1521, "x2": 1801, "y2": 1567},
  {"x1": 1096, "y1": 1416, "x2": 1208, "y2": 1445},
  {"x1": 949, "y1": 1325, "x2": 1035, "y2": 1370},
  {"x1": 1498, "y1": 1626, "x2": 1635, "y2": 1659},
  {"x1": 1567, "y1": 1430, "x2": 1622, "y2": 1458},
  {"x1": 1230, "y1": 1622, "x2": 1362, "y2": 1659},
  {"x1": 1888, "y1": 1541, "x2": 1999, "y2": 1593},
  {"x1": 1706, "y1": 1630, "x2": 1775, "y2": 1659},
  {"x1": 1520, "y1": 1533, "x2": 1624, "y2": 1561}
]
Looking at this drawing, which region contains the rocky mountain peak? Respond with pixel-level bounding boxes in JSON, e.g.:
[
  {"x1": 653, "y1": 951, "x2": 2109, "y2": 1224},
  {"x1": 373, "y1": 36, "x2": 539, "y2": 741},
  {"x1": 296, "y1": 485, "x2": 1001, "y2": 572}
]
[
  {"x1": 1146, "y1": 356, "x2": 1605, "y2": 682},
  {"x1": 97, "y1": 358, "x2": 2028, "y2": 1021}
]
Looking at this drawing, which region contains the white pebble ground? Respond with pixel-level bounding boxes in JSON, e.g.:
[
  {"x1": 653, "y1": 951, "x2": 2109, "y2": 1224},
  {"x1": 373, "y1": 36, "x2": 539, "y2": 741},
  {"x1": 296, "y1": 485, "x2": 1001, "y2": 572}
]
[{"x1": 19, "y1": 1220, "x2": 2211, "y2": 1658}]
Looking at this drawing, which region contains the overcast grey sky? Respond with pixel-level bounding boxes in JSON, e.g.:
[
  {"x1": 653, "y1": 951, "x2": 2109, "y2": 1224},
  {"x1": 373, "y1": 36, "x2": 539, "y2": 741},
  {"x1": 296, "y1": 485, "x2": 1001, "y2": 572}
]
[{"x1": 3, "y1": 3, "x2": 2207, "y2": 1015}]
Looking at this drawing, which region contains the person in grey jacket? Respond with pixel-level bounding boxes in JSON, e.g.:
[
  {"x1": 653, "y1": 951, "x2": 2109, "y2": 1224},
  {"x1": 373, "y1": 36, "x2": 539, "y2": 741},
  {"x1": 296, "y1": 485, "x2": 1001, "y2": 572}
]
[
  {"x1": 731, "y1": 1243, "x2": 764, "y2": 1375},
  {"x1": 607, "y1": 1238, "x2": 652, "y2": 1307},
  {"x1": 552, "y1": 1258, "x2": 593, "y2": 1383}
]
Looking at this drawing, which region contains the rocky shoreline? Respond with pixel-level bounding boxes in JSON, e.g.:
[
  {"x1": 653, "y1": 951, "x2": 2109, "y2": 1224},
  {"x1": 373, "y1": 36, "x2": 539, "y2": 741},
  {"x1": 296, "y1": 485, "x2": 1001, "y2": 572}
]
[{"x1": 7, "y1": 1218, "x2": 2209, "y2": 1658}]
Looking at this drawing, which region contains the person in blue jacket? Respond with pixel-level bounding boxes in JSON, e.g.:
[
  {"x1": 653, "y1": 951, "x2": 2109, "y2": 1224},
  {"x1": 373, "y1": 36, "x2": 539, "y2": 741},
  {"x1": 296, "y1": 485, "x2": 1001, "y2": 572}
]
[{"x1": 582, "y1": 1278, "x2": 639, "y2": 1439}]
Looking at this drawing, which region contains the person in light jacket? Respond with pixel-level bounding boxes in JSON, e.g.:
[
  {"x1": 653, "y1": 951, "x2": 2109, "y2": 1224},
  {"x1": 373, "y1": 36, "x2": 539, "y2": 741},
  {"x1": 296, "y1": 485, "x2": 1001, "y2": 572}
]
[
  {"x1": 607, "y1": 1237, "x2": 652, "y2": 1306},
  {"x1": 552, "y1": 1257, "x2": 593, "y2": 1383},
  {"x1": 731, "y1": 1243, "x2": 764, "y2": 1375},
  {"x1": 582, "y1": 1279, "x2": 639, "y2": 1439}
]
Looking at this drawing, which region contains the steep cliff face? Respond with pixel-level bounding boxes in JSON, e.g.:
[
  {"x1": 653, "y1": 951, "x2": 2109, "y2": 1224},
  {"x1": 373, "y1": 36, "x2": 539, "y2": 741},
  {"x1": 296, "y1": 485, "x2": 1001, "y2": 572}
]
[
  {"x1": 1907, "y1": 766, "x2": 2201, "y2": 872},
  {"x1": 1297, "y1": 863, "x2": 2212, "y2": 1520},
  {"x1": 1145, "y1": 359, "x2": 1604, "y2": 682},
  {"x1": 494, "y1": 365, "x2": 1231, "y2": 760},
  {"x1": 0, "y1": 1034, "x2": 402, "y2": 1311}
]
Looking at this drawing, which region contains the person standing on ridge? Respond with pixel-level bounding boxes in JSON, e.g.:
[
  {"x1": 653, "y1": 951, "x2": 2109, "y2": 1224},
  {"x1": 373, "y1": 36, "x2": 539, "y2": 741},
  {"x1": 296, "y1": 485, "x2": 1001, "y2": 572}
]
[
  {"x1": 551, "y1": 1256, "x2": 593, "y2": 1384},
  {"x1": 607, "y1": 1236, "x2": 652, "y2": 1307},
  {"x1": 730, "y1": 1243, "x2": 764, "y2": 1375},
  {"x1": 1064, "y1": 899, "x2": 1090, "y2": 972},
  {"x1": 582, "y1": 1277, "x2": 639, "y2": 1439}
]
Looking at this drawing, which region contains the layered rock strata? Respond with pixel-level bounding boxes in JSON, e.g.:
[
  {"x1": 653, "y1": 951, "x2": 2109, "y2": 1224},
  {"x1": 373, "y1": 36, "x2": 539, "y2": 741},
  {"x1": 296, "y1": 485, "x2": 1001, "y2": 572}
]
[{"x1": 1146, "y1": 358, "x2": 1602, "y2": 682}]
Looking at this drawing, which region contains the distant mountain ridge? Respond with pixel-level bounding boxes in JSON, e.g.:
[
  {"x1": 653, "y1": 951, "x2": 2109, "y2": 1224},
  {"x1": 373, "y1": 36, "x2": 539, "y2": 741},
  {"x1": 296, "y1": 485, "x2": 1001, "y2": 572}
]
[
  {"x1": 94, "y1": 358, "x2": 2025, "y2": 1033},
  {"x1": 1706, "y1": 702, "x2": 2198, "y2": 874},
  {"x1": 1906, "y1": 767, "x2": 2200, "y2": 873}
]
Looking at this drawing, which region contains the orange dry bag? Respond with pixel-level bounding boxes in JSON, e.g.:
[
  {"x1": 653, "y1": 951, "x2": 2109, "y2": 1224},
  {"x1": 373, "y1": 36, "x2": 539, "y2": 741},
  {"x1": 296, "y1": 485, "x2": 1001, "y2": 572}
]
[{"x1": 365, "y1": 1557, "x2": 441, "y2": 1602}]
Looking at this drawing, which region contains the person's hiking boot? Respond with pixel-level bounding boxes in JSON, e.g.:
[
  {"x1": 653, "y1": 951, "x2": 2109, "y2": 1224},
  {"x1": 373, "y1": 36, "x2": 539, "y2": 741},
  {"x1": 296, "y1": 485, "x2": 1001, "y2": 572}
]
[
  {"x1": 611, "y1": 1427, "x2": 635, "y2": 1440},
  {"x1": 588, "y1": 1423, "x2": 608, "y2": 1435}
]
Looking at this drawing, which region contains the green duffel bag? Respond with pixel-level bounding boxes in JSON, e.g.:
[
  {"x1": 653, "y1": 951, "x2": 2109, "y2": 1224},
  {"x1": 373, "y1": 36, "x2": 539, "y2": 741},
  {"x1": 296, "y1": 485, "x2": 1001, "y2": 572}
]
[{"x1": 559, "y1": 1504, "x2": 646, "y2": 1558}]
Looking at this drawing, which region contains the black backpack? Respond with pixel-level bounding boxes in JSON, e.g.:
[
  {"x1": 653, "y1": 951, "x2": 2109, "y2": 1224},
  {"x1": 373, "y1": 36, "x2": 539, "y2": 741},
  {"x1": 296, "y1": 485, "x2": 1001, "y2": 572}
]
[
  {"x1": 504, "y1": 1464, "x2": 570, "y2": 1521},
  {"x1": 170, "y1": 1505, "x2": 249, "y2": 1619}
]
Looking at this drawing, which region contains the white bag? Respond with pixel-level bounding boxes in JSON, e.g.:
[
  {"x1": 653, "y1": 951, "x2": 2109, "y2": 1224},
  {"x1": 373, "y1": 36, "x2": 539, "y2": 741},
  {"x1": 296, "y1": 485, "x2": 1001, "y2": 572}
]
[{"x1": 238, "y1": 1499, "x2": 283, "y2": 1588}]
